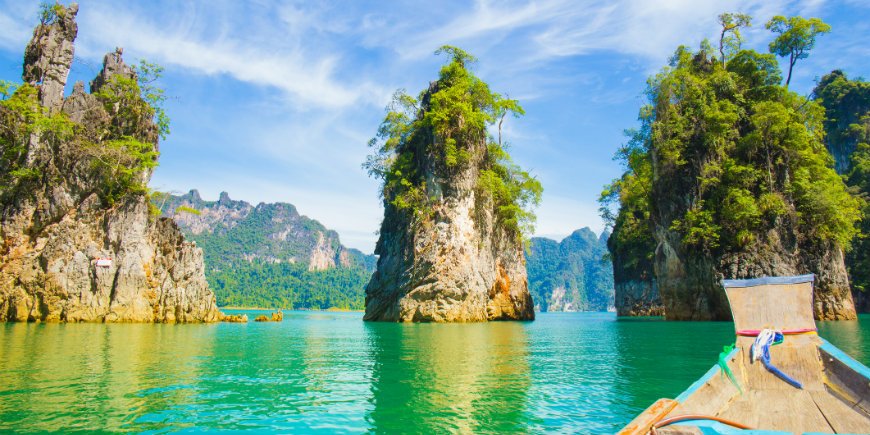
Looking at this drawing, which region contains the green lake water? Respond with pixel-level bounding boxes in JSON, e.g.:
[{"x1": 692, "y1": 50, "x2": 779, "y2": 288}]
[{"x1": 1, "y1": 312, "x2": 868, "y2": 433}]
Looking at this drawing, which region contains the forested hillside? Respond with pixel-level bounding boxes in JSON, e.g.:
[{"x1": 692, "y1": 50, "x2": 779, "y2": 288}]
[
  {"x1": 156, "y1": 190, "x2": 375, "y2": 309},
  {"x1": 813, "y1": 71, "x2": 870, "y2": 310},
  {"x1": 601, "y1": 13, "x2": 861, "y2": 320},
  {"x1": 527, "y1": 228, "x2": 613, "y2": 312}
]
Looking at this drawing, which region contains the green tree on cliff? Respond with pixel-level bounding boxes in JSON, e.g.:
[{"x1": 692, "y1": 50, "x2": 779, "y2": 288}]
[
  {"x1": 813, "y1": 71, "x2": 870, "y2": 296},
  {"x1": 0, "y1": 61, "x2": 169, "y2": 206},
  {"x1": 766, "y1": 15, "x2": 831, "y2": 87},
  {"x1": 365, "y1": 45, "x2": 541, "y2": 238},
  {"x1": 603, "y1": 16, "x2": 860, "y2": 279},
  {"x1": 718, "y1": 12, "x2": 752, "y2": 66}
]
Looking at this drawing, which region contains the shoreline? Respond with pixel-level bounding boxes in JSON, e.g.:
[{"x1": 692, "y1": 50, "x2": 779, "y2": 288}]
[{"x1": 219, "y1": 306, "x2": 365, "y2": 312}]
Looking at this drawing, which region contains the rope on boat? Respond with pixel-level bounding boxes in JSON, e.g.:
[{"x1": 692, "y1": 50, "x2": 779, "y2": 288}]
[
  {"x1": 750, "y1": 329, "x2": 803, "y2": 389},
  {"x1": 717, "y1": 344, "x2": 742, "y2": 394},
  {"x1": 736, "y1": 328, "x2": 816, "y2": 336},
  {"x1": 649, "y1": 415, "x2": 753, "y2": 434}
]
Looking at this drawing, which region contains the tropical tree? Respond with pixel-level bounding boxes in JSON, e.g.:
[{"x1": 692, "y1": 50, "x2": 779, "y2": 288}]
[
  {"x1": 718, "y1": 12, "x2": 752, "y2": 66},
  {"x1": 766, "y1": 15, "x2": 831, "y2": 87}
]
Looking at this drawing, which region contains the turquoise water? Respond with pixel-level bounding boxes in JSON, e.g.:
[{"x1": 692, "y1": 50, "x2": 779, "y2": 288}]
[{"x1": 1, "y1": 312, "x2": 868, "y2": 433}]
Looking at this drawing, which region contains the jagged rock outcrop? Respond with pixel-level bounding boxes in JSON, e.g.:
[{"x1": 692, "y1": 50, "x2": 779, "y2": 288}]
[
  {"x1": 364, "y1": 59, "x2": 537, "y2": 323},
  {"x1": 364, "y1": 169, "x2": 534, "y2": 322},
  {"x1": 23, "y1": 3, "x2": 78, "y2": 113},
  {"x1": 605, "y1": 48, "x2": 858, "y2": 321},
  {"x1": 646, "y1": 53, "x2": 856, "y2": 321},
  {"x1": 0, "y1": 5, "x2": 220, "y2": 322}
]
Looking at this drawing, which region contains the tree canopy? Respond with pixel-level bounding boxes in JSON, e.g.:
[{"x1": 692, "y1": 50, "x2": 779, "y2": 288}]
[
  {"x1": 766, "y1": 15, "x2": 831, "y2": 87},
  {"x1": 602, "y1": 16, "x2": 860, "y2": 271},
  {"x1": 365, "y1": 45, "x2": 541, "y2": 238}
]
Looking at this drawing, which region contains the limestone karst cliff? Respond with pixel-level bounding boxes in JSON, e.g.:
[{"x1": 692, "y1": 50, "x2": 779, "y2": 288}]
[
  {"x1": 156, "y1": 190, "x2": 375, "y2": 309},
  {"x1": 813, "y1": 70, "x2": 870, "y2": 313},
  {"x1": 363, "y1": 47, "x2": 540, "y2": 322},
  {"x1": 602, "y1": 46, "x2": 860, "y2": 321},
  {"x1": 526, "y1": 229, "x2": 614, "y2": 312},
  {"x1": 0, "y1": 4, "x2": 220, "y2": 322}
]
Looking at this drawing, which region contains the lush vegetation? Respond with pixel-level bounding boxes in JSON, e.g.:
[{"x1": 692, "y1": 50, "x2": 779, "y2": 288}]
[
  {"x1": 601, "y1": 14, "x2": 860, "y2": 272},
  {"x1": 813, "y1": 71, "x2": 870, "y2": 294},
  {"x1": 207, "y1": 260, "x2": 370, "y2": 310},
  {"x1": 527, "y1": 229, "x2": 614, "y2": 312},
  {"x1": 0, "y1": 82, "x2": 71, "y2": 190},
  {"x1": 365, "y1": 46, "x2": 541, "y2": 238},
  {"x1": 0, "y1": 58, "x2": 167, "y2": 206},
  {"x1": 156, "y1": 192, "x2": 376, "y2": 310}
]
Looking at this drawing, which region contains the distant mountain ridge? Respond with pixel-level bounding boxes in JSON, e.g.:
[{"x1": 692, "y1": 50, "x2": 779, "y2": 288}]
[
  {"x1": 157, "y1": 191, "x2": 613, "y2": 312},
  {"x1": 527, "y1": 228, "x2": 614, "y2": 312},
  {"x1": 156, "y1": 190, "x2": 375, "y2": 309},
  {"x1": 158, "y1": 190, "x2": 376, "y2": 271}
]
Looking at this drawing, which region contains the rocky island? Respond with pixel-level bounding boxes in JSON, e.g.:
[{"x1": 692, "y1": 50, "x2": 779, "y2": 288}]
[
  {"x1": 363, "y1": 47, "x2": 542, "y2": 322},
  {"x1": 0, "y1": 4, "x2": 220, "y2": 322},
  {"x1": 602, "y1": 15, "x2": 861, "y2": 320}
]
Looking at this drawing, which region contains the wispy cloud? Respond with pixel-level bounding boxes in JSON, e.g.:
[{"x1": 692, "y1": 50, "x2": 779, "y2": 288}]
[
  {"x1": 1, "y1": 0, "x2": 863, "y2": 253},
  {"x1": 74, "y1": 2, "x2": 385, "y2": 109}
]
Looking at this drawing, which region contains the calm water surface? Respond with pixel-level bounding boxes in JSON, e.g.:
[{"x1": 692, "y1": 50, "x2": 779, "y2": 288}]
[{"x1": 1, "y1": 312, "x2": 868, "y2": 433}]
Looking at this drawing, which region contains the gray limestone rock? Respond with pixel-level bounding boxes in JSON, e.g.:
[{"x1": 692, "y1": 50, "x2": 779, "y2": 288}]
[
  {"x1": 23, "y1": 3, "x2": 78, "y2": 113},
  {"x1": 0, "y1": 6, "x2": 220, "y2": 323},
  {"x1": 364, "y1": 84, "x2": 534, "y2": 323}
]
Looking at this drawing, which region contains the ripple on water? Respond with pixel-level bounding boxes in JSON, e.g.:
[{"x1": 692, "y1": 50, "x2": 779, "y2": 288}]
[{"x1": 1, "y1": 312, "x2": 868, "y2": 433}]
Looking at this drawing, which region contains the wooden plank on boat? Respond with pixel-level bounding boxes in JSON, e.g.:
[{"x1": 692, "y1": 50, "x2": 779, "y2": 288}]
[
  {"x1": 617, "y1": 398, "x2": 678, "y2": 435},
  {"x1": 717, "y1": 389, "x2": 832, "y2": 433},
  {"x1": 737, "y1": 335, "x2": 825, "y2": 392},
  {"x1": 669, "y1": 353, "x2": 741, "y2": 416},
  {"x1": 725, "y1": 281, "x2": 815, "y2": 332},
  {"x1": 809, "y1": 390, "x2": 870, "y2": 433},
  {"x1": 819, "y1": 345, "x2": 870, "y2": 414}
]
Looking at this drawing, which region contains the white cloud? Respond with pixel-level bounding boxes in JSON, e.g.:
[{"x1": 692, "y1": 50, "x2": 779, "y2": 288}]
[{"x1": 73, "y1": 2, "x2": 384, "y2": 109}]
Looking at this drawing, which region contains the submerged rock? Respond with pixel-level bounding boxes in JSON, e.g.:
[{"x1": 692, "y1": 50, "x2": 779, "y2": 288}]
[
  {"x1": 220, "y1": 313, "x2": 248, "y2": 323},
  {"x1": 0, "y1": 4, "x2": 220, "y2": 323}
]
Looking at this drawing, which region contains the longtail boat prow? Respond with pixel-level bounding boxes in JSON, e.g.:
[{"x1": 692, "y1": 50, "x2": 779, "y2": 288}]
[{"x1": 619, "y1": 274, "x2": 870, "y2": 434}]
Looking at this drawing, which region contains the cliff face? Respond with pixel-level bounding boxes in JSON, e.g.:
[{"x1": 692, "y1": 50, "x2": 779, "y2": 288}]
[
  {"x1": 364, "y1": 54, "x2": 537, "y2": 322},
  {"x1": 813, "y1": 71, "x2": 870, "y2": 312},
  {"x1": 0, "y1": 5, "x2": 220, "y2": 322},
  {"x1": 605, "y1": 49, "x2": 859, "y2": 321},
  {"x1": 365, "y1": 167, "x2": 533, "y2": 322},
  {"x1": 646, "y1": 53, "x2": 856, "y2": 321},
  {"x1": 158, "y1": 190, "x2": 374, "y2": 271},
  {"x1": 527, "y1": 229, "x2": 614, "y2": 312},
  {"x1": 608, "y1": 230, "x2": 663, "y2": 317}
]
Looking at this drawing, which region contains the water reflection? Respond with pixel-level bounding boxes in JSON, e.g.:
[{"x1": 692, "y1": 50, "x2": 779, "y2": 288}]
[
  {"x1": 819, "y1": 318, "x2": 866, "y2": 362},
  {"x1": 365, "y1": 321, "x2": 531, "y2": 433},
  {"x1": 524, "y1": 312, "x2": 624, "y2": 433},
  {"x1": 0, "y1": 323, "x2": 217, "y2": 432},
  {"x1": 1, "y1": 312, "x2": 867, "y2": 433}
]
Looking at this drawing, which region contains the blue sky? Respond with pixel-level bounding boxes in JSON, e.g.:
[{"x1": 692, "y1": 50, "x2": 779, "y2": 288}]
[{"x1": 1, "y1": 0, "x2": 869, "y2": 253}]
